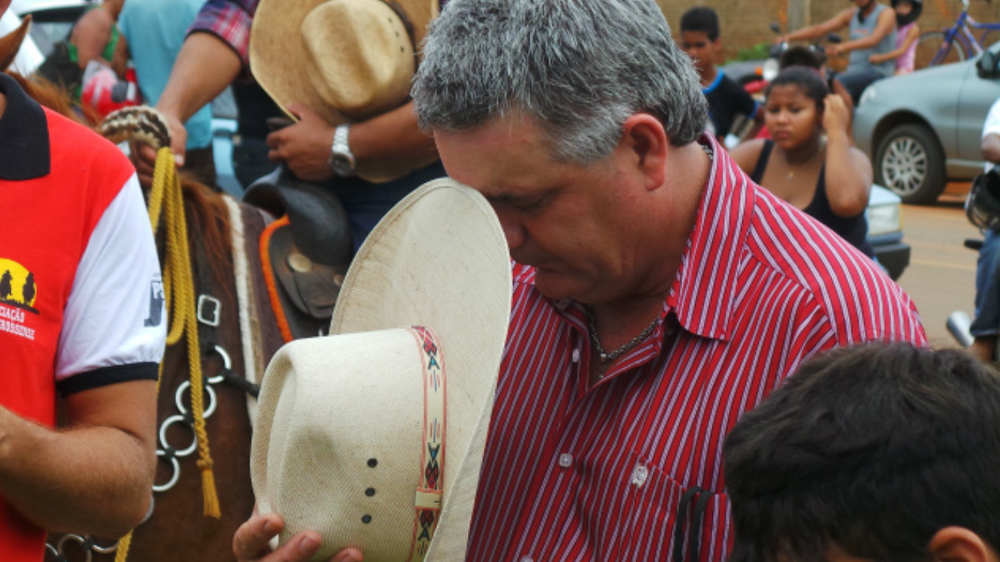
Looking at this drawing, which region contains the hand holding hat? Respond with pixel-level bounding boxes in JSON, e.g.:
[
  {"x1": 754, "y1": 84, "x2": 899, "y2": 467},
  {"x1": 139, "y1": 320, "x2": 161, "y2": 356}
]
[
  {"x1": 266, "y1": 104, "x2": 339, "y2": 183},
  {"x1": 233, "y1": 512, "x2": 361, "y2": 562},
  {"x1": 251, "y1": 0, "x2": 440, "y2": 183}
]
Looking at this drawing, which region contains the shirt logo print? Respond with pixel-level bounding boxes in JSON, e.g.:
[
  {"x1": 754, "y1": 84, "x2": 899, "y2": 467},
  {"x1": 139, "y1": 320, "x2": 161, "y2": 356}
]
[{"x1": 0, "y1": 258, "x2": 38, "y2": 340}]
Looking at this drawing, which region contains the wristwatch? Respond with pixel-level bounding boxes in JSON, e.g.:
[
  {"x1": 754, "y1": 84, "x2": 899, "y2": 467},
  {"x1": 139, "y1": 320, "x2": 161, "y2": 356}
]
[{"x1": 327, "y1": 124, "x2": 356, "y2": 177}]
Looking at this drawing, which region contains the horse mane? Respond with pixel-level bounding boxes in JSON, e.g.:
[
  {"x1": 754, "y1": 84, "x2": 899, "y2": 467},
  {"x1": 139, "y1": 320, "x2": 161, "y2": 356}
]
[
  {"x1": 4, "y1": 71, "x2": 99, "y2": 125},
  {"x1": 3, "y1": 68, "x2": 236, "y2": 299}
]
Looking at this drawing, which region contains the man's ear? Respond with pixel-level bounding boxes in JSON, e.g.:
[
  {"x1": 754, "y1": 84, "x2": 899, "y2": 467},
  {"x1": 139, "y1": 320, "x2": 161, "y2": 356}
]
[
  {"x1": 618, "y1": 113, "x2": 668, "y2": 191},
  {"x1": 929, "y1": 527, "x2": 997, "y2": 562}
]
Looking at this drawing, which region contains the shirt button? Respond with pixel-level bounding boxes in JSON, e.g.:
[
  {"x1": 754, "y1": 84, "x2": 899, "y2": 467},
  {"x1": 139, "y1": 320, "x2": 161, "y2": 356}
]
[
  {"x1": 571, "y1": 348, "x2": 581, "y2": 363},
  {"x1": 520, "y1": 557, "x2": 534, "y2": 562},
  {"x1": 631, "y1": 464, "x2": 649, "y2": 487},
  {"x1": 558, "y1": 453, "x2": 573, "y2": 468}
]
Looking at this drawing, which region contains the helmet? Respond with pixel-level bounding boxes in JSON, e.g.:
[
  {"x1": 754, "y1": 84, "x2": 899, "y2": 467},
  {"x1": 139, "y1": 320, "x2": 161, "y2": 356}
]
[
  {"x1": 81, "y1": 62, "x2": 141, "y2": 118},
  {"x1": 966, "y1": 168, "x2": 1000, "y2": 230},
  {"x1": 892, "y1": 0, "x2": 923, "y2": 27}
]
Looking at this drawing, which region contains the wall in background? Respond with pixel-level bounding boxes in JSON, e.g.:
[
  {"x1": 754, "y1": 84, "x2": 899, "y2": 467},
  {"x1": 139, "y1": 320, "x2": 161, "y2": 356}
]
[{"x1": 655, "y1": 0, "x2": 1000, "y2": 63}]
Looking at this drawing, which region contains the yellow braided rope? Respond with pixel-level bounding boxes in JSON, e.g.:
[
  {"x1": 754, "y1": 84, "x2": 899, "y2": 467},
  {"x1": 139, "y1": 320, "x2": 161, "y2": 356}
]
[
  {"x1": 114, "y1": 531, "x2": 132, "y2": 562},
  {"x1": 151, "y1": 147, "x2": 221, "y2": 519}
]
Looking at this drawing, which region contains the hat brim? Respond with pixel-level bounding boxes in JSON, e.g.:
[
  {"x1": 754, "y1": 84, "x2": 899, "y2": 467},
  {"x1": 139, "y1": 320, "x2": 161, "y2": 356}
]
[{"x1": 329, "y1": 178, "x2": 512, "y2": 559}]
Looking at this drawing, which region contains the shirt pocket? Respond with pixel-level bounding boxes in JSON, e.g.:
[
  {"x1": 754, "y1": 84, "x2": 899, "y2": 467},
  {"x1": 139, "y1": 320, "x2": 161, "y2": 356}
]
[{"x1": 614, "y1": 450, "x2": 730, "y2": 562}]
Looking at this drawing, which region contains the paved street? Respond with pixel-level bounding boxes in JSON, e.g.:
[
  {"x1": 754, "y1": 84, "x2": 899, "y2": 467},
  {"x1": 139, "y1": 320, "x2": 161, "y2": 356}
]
[{"x1": 895, "y1": 183, "x2": 981, "y2": 349}]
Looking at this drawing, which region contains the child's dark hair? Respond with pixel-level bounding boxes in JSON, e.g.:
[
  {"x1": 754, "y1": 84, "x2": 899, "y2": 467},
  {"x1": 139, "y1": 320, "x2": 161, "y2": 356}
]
[
  {"x1": 680, "y1": 6, "x2": 719, "y2": 42},
  {"x1": 723, "y1": 343, "x2": 1000, "y2": 562},
  {"x1": 764, "y1": 66, "x2": 829, "y2": 109},
  {"x1": 778, "y1": 45, "x2": 827, "y2": 70}
]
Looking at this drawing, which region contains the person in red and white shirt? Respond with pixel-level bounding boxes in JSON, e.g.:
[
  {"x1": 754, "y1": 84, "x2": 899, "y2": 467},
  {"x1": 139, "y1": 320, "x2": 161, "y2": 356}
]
[
  {"x1": 0, "y1": 1, "x2": 164, "y2": 559},
  {"x1": 233, "y1": 0, "x2": 926, "y2": 561}
]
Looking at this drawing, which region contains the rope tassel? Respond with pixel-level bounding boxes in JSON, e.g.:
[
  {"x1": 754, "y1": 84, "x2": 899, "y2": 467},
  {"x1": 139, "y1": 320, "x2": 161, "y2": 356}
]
[
  {"x1": 152, "y1": 146, "x2": 221, "y2": 520},
  {"x1": 198, "y1": 459, "x2": 222, "y2": 518}
]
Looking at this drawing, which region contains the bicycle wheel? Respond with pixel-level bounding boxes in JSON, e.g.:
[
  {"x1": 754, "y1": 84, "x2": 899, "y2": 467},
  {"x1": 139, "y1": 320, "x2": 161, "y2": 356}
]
[{"x1": 915, "y1": 31, "x2": 967, "y2": 69}]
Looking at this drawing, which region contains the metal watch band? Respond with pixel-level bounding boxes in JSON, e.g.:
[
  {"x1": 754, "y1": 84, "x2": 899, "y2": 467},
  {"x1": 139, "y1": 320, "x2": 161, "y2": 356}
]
[{"x1": 329, "y1": 124, "x2": 356, "y2": 177}]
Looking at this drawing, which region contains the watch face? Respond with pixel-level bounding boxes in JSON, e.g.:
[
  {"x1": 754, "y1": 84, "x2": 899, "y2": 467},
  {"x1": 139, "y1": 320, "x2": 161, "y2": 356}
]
[{"x1": 331, "y1": 154, "x2": 355, "y2": 176}]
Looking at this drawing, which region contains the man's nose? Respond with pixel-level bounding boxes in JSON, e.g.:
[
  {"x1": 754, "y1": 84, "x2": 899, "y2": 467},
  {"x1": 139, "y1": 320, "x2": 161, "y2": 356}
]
[{"x1": 495, "y1": 212, "x2": 525, "y2": 250}]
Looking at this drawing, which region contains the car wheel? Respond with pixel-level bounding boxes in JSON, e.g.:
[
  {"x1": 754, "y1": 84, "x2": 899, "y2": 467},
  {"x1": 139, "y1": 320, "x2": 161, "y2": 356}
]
[{"x1": 874, "y1": 123, "x2": 947, "y2": 205}]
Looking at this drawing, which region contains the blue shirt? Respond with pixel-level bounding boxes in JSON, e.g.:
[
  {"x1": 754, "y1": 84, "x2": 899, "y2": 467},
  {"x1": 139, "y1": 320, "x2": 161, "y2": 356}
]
[{"x1": 118, "y1": 0, "x2": 212, "y2": 149}]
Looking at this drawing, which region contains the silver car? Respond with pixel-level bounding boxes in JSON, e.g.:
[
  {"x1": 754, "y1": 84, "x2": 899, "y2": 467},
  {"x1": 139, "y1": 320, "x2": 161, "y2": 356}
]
[{"x1": 853, "y1": 42, "x2": 1000, "y2": 204}]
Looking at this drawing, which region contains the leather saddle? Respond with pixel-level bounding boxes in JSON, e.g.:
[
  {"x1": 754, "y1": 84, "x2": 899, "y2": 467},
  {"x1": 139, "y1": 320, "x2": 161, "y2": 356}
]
[{"x1": 244, "y1": 167, "x2": 352, "y2": 340}]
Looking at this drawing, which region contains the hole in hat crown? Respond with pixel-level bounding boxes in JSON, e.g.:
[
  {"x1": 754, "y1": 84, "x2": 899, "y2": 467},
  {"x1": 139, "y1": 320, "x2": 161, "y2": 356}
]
[{"x1": 367, "y1": 458, "x2": 378, "y2": 468}]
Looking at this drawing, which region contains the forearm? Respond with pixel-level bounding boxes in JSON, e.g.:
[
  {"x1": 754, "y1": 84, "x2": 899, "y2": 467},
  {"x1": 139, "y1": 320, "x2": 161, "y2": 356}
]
[
  {"x1": 784, "y1": 24, "x2": 823, "y2": 43},
  {"x1": 70, "y1": 11, "x2": 111, "y2": 69},
  {"x1": 350, "y1": 101, "x2": 438, "y2": 163},
  {"x1": 824, "y1": 132, "x2": 870, "y2": 216},
  {"x1": 157, "y1": 32, "x2": 241, "y2": 124},
  {"x1": 872, "y1": 45, "x2": 906, "y2": 62},
  {"x1": 0, "y1": 384, "x2": 156, "y2": 538},
  {"x1": 838, "y1": 36, "x2": 880, "y2": 54}
]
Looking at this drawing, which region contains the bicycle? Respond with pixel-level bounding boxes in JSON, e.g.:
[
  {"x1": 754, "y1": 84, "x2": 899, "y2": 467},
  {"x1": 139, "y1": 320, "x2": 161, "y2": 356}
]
[{"x1": 916, "y1": 0, "x2": 1000, "y2": 69}]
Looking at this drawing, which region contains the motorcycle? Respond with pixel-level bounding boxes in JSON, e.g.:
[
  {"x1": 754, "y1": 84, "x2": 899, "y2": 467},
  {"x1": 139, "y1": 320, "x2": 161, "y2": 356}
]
[{"x1": 947, "y1": 170, "x2": 1000, "y2": 351}]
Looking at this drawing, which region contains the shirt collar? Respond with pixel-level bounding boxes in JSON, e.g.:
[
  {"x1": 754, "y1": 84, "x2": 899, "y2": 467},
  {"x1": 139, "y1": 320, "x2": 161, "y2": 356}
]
[
  {"x1": 701, "y1": 69, "x2": 725, "y2": 94},
  {"x1": 0, "y1": 73, "x2": 51, "y2": 181},
  {"x1": 665, "y1": 134, "x2": 754, "y2": 341}
]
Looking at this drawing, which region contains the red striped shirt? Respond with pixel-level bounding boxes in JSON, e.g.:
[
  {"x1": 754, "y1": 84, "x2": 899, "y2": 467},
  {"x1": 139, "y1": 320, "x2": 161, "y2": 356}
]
[{"x1": 465, "y1": 139, "x2": 926, "y2": 561}]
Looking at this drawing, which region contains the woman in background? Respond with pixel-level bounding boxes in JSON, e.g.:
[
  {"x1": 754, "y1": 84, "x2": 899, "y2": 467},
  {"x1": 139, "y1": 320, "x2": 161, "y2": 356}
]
[{"x1": 731, "y1": 66, "x2": 874, "y2": 257}]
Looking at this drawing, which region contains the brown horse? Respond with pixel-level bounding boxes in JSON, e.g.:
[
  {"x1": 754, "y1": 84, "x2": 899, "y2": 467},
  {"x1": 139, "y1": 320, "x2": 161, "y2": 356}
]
[{"x1": 1, "y1": 18, "x2": 350, "y2": 562}]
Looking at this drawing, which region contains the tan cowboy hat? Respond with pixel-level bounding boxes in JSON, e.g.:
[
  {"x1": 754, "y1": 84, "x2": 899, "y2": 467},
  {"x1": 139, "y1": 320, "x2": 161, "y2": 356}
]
[
  {"x1": 250, "y1": 0, "x2": 439, "y2": 183},
  {"x1": 251, "y1": 178, "x2": 512, "y2": 561}
]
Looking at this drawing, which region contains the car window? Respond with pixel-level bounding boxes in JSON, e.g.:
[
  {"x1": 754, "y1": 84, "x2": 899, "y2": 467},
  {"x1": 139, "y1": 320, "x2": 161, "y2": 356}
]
[{"x1": 19, "y1": 6, "x2": 84, "y2": 57}]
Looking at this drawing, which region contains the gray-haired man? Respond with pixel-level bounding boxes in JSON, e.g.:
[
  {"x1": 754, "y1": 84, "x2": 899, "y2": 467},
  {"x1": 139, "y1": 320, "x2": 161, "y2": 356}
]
[{"x1": 233, "y1": 0, "x2": 925, "y2": 560}]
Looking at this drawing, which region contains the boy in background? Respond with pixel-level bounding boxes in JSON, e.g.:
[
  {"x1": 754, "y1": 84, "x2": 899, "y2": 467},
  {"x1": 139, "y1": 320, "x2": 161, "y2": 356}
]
[
  {"x1": 724, "y1": 342, "x2": 1000, "y2": 562},
  {"x1": 680, "y1": 6, "x2": 762, "y2": 145}
]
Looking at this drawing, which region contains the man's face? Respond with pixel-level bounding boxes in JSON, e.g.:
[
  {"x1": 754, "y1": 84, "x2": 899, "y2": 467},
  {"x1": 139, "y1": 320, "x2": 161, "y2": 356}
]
[
  {"x1": 434, "y1": 114, "x2": 649, "y2": 304},
  {"x1": 680, "y1": 30, "x2": 718, "y2": 77}
]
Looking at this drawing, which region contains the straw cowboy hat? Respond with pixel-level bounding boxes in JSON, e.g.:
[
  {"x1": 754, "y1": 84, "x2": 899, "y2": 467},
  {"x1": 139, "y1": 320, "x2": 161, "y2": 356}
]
[
  {"x1": 251, "y1": 178, "x2": 512, "y2": 561},
  {"x1": 250, "y1": 0, "x2": 439, "y2": 183}
]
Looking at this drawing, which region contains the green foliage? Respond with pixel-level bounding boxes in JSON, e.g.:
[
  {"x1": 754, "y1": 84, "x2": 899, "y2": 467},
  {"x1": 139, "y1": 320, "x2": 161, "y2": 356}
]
[{"x1": 727, "y1": 42, "x2": 770, "y2": 63}]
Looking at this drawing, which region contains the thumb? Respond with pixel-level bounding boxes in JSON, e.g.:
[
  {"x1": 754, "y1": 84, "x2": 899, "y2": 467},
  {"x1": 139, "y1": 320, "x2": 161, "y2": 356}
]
[
  {"x1": 331, "y1": 548, "x2": 364, "y2": 562},
  {"x1": 170, "y1": 135, "x2": 186, "y2": 167},
  {"x1": 286, "y1": 103, "x2": 314, "y2": 121}
]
